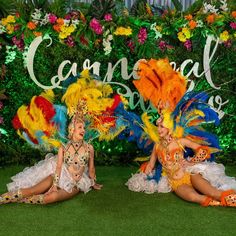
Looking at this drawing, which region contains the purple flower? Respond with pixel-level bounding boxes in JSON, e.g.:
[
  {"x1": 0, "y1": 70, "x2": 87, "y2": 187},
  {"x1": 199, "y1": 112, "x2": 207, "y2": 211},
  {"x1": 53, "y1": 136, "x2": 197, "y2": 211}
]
[
  {"x1": 138, "y1": 28, "x2": 147, "y2": 44},
  {"x1": 64, "y1": 14, "x2": 71, "y2": 20},
  {"x1": 12, "y1": 35, "x2": 24, "y2": 51},
  {"x1": 104, "y1": 13, "x2": 112, "y2": 22},
  {"x1": 159, "y1": 40, "x2": 167, "y2": 51},
  {"x1": 89, "y1": 18, "x2": 103, "y2": 35},
  {"x1": 230, "y1": 22, "x2": 236, "y2": 30},
  {"x1": 127, "y1": 39, "x2": 135, "y2": 52},
  {"x1": 184, "y1": 39, "x2": 192, "y2": 51},
  {"x1": 0, "y1": 116, "x2": 4, "y2": 125},
  {"x1": 48, "y1": 13, "x2": 57, "y2": 24},
  {"x1": 65, "y1": 36, "x2": 75, "y2": 47},
  {"x1": 0, "y1": 101, "x2": 3, "y2": 110}
]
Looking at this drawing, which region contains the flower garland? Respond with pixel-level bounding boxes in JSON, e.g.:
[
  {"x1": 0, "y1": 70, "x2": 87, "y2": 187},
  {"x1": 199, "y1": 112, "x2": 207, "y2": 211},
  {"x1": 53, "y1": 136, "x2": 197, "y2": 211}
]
[{"x1": 0, "y1": 2, "x2": 235, "y2": 64}]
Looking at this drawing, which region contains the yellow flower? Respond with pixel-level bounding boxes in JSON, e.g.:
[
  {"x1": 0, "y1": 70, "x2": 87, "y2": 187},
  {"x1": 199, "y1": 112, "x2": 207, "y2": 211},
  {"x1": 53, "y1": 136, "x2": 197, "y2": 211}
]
[
  {"x1": 220, "y1": 30, "x2": 229, "y2": 42},
  {"x1": 114, "y1": 26, "x2": 132, "y2": 36},
  {"x1": 59, "y1": 31, "x2": 68, "y2": 39},
  {"x1": 182, "y1": 27, "x2": 191, "y2": 39},
  {"x1": 1, "y1": 18, "x2": 8, "y2": 26},
  {"x1": 6, "y1": 24, "x2": 14, "y2": 34},
  {"x1": 67, "y1": 25, "x2": 75, "y2": 33},
  {"x1": 177, "y1": 32, "x2": 186, "y2": 42},
  {"x1": 156, "y1": 25, "x2": 162, "y2": 32},
  {"x1": 6, "y1": 15, "x2": 15, "y2": 23}
]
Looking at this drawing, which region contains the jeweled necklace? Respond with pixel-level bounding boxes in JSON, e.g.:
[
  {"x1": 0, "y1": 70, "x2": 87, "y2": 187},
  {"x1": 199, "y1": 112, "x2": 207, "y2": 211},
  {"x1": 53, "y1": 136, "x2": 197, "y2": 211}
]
[
  {"x1": 160, "y1": 135, "x2": 173, "y2": 148},
  {"x1": 71, "y1": 139, "x2": 84, "y2": 149}
]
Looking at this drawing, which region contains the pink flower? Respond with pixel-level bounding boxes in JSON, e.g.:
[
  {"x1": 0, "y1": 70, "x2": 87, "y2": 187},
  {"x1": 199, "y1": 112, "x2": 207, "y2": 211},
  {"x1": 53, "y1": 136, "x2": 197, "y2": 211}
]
[
  {"x1": 65, "y1": 36, "x2": 75, "y2": 47},
  {"x1": 138, "y1": 28, "x2": 147, "y2": 44},
  {"x1": 12, "y1": 35, "x2": 24, "y2": 51},
  {"x1": 48, "y1": 13, "x2": 57, "y2": 24},
  {"x1": 184, "y1": 39, "x2": 192, "y2": 51},
  {"x1": 89, "y1": 18, "x2": 103, "y2": 35},
  {"x1": 230, "y1": 22, "x2": 236, "y2": 30},
  {"x1": 159, "y1": 40, "x2": 167, "y2": 51},
  {"x1": 64, "y1": 14, "x2": 71, "y2": 20},
  {"x1": 104, "y1": 13, "x2": 112, "y2": 22},
  {"x1": 14, "y1": 24, "x2": 21, "y2": 31},
  {"x1": 0, "y1": 101, "x2": 3, "y2": 110},
  {"x1": 127, "y1": 39, "x2": 135, "y2": 52}
]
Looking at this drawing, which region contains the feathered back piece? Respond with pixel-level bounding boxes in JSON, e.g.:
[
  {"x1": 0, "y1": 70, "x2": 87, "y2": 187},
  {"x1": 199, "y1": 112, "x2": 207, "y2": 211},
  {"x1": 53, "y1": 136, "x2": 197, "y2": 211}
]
[
  {"x1": 133, "y1": 58, "x2": 187, "y2": 111},
  {"x1": 170, "y1": 91, "x2": 220, "y2": 149},
  {"x1": 12, "y1": 90, "x2": 67, "y2": 150}
]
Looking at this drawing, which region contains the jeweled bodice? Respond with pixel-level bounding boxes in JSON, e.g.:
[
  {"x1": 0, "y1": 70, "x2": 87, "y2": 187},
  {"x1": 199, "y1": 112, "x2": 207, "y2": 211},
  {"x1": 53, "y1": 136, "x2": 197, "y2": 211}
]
[{"x1": 64, "y1": 141, "x2": 90, "y2": 169}]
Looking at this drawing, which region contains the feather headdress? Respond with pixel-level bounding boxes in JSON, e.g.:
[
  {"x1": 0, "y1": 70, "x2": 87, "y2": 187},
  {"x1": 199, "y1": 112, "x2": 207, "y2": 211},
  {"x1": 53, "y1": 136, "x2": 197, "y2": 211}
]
[
  {"x1": 12, "y1": 90, "x2": 67, "y2": 150},
  {"x1": 133, "y1": 58, "x2": 187, "y2": 112}
]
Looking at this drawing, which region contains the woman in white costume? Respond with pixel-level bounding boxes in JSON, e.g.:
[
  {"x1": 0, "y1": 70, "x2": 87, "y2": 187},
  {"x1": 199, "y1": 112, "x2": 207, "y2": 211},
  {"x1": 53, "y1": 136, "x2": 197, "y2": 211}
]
[{"x1": 0, "y1": 115, "x2": 102, "y2": 205}]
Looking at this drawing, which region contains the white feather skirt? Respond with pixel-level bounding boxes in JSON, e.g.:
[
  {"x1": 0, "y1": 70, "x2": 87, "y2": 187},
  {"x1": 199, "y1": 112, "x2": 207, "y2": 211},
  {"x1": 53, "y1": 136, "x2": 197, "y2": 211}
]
[
  {"x1": 126, "y1": 161, "x2": 236, "y2": 194},
  {"x1": 7, "y1": 154, "x2": 92, "y2": 194}
]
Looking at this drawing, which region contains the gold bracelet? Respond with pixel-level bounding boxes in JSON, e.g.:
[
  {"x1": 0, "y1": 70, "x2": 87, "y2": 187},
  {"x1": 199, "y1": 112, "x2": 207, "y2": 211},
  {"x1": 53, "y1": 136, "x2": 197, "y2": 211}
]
[{"x1": 53, "y1": 173, "x2": 59, "y2": 186}]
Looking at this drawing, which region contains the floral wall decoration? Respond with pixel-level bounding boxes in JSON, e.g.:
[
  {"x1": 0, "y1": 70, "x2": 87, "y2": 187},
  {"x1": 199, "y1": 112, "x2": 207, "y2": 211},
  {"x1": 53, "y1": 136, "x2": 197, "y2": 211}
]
[{"x1": 0, "y1": 0, "x2": 235, "y2": 165}]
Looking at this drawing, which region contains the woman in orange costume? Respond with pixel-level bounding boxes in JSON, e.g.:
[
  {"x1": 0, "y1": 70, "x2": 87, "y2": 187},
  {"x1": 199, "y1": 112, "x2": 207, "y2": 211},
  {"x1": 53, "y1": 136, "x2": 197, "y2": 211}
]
[{"x1": 126, "y1": 58, "x2": 236, "y2": 207}]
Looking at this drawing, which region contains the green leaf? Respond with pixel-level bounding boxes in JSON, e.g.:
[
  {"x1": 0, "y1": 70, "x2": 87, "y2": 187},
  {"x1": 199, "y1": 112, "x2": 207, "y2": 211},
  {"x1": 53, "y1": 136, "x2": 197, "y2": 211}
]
[{"x1": 171, "y1": 0, "x2": 183, "y2": 12}]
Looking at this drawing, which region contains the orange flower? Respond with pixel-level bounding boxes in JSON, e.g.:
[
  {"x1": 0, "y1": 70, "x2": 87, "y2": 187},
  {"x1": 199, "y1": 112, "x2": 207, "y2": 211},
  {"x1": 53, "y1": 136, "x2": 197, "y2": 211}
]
[
  {"x1": 33, "y1": 31, "x2": 42, "y2": 37},
  {"x1": 189, "y1": 20, "x2": 197, "y2": 29},
  {"x1": 185, "y1": 14, "x2": 192, "y2": 21},
  {"x1": 232, "y1": 11, "x2": 236, "y2": 18},
  {"x1": 56, "y1": 18, "x2": 64, "y2": 25},
  {"x1": 53, "y1": 24, "x2": 61, "y2": 32},
  {"x1": 27, "y1": 21, "x2": 37, "y2": 30},
  {"x1": 206, "y1": 14, "x2": 216, "y2": 24}
]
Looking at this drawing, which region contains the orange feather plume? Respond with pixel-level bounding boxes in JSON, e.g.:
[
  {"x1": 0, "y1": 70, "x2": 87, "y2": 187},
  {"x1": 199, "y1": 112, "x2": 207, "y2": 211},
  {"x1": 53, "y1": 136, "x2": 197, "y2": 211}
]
[{"x1": 133, "y1": 58, "x2": 187, "y2": 111}]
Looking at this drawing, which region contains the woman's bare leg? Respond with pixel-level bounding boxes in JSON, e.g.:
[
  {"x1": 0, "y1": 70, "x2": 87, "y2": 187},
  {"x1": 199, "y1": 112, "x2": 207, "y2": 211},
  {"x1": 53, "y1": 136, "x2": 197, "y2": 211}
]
[
  {"x1": 174, "y1": 184, "x2": 206, "y2": 204},
  {"x1": 43, "y1": 188, "x2": 80, "y2": 204},
  {"x1": 21, "y1": 175, "x2": 53, "y2": 197},
  {"x1": 21, "y1": 187, "x2": 80, "y2": 204},
  {"x1": 190, "y1": 174, "x2": 222, "y2": 201},
  {"x1": 1, "y1": 176, "x2": 52, "y2": 204}
]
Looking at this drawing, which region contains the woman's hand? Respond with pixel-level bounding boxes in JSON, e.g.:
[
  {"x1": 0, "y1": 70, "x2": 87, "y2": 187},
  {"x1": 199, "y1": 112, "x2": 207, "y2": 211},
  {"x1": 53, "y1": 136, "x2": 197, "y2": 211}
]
[
  {"x1": 92, "y1": 183, "x2": 103, "y2": 190},
  {"x1": 144, "y1": 162, "x2": 154, "y2": 175}
]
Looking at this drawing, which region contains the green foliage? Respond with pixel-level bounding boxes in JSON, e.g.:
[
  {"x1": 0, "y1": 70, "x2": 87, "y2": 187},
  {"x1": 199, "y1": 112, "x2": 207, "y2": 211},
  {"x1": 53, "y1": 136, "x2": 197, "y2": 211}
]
[
  {"x1": 171, "y1": 0, "x2": 183, "y2": 12},
  {"x1": 88, "y1": 0, "x2": 116, "y2": 19},
  {"x1": 0, "y1": 1, "x2": 235, "y2": 166}
]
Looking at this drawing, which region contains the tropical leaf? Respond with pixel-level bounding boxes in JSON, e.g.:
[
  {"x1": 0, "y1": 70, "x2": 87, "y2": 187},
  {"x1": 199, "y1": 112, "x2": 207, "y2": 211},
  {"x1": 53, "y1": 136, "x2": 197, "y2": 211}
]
[
  {"x1": 130, "y1": 0, "x2": 147, "y2": 16},
  {"x1": 171, "y1": 0, "x2": 183, "y2": 12},
  {"x1": 88, "y1": 0, "x2": 115, "y2": 19},
  {"x1": 184, "y1": 0, "x2": 204, "y2": 14},
  {"x1": 0, "y1": 0, "x2": 15, "y2": 18}
]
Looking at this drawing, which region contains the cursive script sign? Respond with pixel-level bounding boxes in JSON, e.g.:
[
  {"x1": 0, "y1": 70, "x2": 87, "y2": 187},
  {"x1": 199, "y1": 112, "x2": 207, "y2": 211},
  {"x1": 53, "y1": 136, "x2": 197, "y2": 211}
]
[{"x1": 26, "y1": 35, "x2": 228, "y2": 118}]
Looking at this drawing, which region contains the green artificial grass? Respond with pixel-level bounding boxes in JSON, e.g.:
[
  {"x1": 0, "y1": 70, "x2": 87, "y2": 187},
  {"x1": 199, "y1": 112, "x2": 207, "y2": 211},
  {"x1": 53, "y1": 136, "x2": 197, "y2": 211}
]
[{"x1": 0, "y1": 165, "x2": 236, "y2": 236}]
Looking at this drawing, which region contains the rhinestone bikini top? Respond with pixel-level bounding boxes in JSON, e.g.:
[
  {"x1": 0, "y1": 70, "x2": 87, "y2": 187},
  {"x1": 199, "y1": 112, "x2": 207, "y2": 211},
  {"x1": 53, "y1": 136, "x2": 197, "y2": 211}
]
[{"x1": 64, "y1": 141, "x2": 90, "y2": 167}]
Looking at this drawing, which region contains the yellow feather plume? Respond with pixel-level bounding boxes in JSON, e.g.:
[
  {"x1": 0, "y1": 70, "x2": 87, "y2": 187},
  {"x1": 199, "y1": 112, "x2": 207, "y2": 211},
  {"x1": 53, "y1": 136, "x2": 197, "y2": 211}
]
[
  {"x1": 141, "y1": 113, "x2": 159, "y2": 143},
  {"x1": 40, "y1": 89, "x2": 55, "y2": 103}
]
